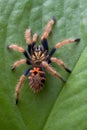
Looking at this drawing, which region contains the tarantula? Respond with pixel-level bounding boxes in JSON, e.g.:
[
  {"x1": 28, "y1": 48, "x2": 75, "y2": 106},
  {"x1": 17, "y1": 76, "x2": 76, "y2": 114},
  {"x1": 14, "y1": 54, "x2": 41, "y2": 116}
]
[{"x1": 7, "y1": 17, "x2": 80, "y2": 104}]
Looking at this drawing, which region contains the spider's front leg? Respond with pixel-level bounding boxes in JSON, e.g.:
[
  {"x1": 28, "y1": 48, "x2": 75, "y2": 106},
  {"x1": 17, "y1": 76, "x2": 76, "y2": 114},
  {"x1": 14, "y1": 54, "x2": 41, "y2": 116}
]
[
  {"x1": 7, "y1": 44, "x2": 29, "y2": 59},
  {"x1": 15, "y1": 68, "x2": 30, "y2": 104},
  {"x1": 25, "y1": 28, "x2": 38, "y2": 45},
  {"x1": 41, "y1": 17, "x2": 55, "y2": 51},
  {"x1": 25, "y1": 28, "x2": 38, "y2": 54},
  {"x1": 42, "y1": 61, "x2": 66, "y2": 82},
  {"x1": 55, "y1": 38, "x2": 80, "y2": 49},
  {"x1": 49, "y1": 38, "x2": 80, "y2": 57},
  {"x1": 41, "y1": 17, "x2": 55, "y2": 40}
]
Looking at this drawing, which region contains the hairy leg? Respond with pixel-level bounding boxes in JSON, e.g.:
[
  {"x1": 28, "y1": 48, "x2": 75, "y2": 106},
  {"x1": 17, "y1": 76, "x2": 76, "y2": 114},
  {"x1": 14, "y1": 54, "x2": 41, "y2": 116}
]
[
  {"x1": 25, "y1": 28, "x2": 38, "y2": 53},
  {"x1": 7, "y1": 44, "x2": 29, "y2": 59},
  {"x1": 15, "y1": 74, "x2": 26, "y2": 104},
  {"x1": 7, "y1": 44, "x2": 25, "y2": 52},
  {"x1": 50, "y1": 57, "x2": 71, "y2": 73},
  {"x1": 41, "y1": 17, "x2": 55, "y2": 51},
  {"x1": 31, "y1": 33, "x2": 38, "y2": 50},
  {"x1": 25, "y1": 29, "x2": 32, "y2": 45},
  {"x1": 33, "y1": 33, "x2": 38, "y2": 44},
  {"x1": 15, "y1": 68, "x2": 30, "y2": 104},
  {"x1": 41, "y1": 17, "x2": 55, "y2": 40},
  {"x1": 11, "y1": 59, "x2": 27, "y2": 70},
  {"x1": 42, "y1": 61, "x2": 65, "y2": 82},
  {"x1": 48, "y1": 38, "x2": 80, "y2": 57},
  {"x1": 55, "y1": 38, "x2": 80, "y2": 49}
]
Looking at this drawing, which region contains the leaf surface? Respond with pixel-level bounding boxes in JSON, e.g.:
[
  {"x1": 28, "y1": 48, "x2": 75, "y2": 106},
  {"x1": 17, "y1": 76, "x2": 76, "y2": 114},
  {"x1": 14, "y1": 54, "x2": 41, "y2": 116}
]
[{"x1": 0, "y1": 0, "x2": 87, "y2": 130}]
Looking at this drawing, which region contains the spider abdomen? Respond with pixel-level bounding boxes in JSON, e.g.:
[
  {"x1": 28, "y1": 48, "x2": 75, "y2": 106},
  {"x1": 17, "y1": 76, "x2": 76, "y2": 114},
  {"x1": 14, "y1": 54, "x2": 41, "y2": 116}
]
[{"x1": 28, "y1": 67, "x2": 46, "y2": 92}]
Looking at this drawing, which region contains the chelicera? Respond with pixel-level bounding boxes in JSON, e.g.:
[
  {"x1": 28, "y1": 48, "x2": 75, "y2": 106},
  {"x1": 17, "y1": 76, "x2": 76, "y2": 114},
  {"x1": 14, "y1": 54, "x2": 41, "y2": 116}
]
[{"x1": 7, "y1": 17, "x2": 80, "y2": 104}]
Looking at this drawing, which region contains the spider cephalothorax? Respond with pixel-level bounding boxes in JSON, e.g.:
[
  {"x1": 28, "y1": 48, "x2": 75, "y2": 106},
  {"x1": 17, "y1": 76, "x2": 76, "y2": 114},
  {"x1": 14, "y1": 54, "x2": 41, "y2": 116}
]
[
  {"x1": 7, "y1": 17, "x2": 80, "y2": 104},
  {"x1": 30, "y1": 45, "x2": 47, "y2": 65}
]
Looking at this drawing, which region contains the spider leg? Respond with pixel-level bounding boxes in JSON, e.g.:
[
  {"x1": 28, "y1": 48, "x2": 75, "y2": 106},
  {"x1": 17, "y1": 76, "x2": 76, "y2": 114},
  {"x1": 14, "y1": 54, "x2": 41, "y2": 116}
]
[
  {"x1": 42, "y1": 61, "x2": 66, "y2": 82},
  {"x1": 25, "y1": 29, "x2": 32, "y2": 54},
  {"x1": 55, "y1": 38, "x2": 80, "y2": 49},
  {"x1": 7, "y1": 44, "x2": 29, "y2": 59},
  {"x1": 25, "y1": 29, "x2": 38, "y2": 44},
  {"x1": 31, "y1": 33, "x2": 38, "y2": 49},
  {"x1": 15, "y1": 68, "x2": 30, "y2": 104},
  {"x1": 25, "y1": 29, "x2": 38, "y2": 54},
  {"x1": 41, "y1": 17, "x2": 55, "y2": 51},
  {"x1": 7, "y1": 44, "x2": 25, "y2": 52},
  {"x1": 15, "y1": 75, "x2": 25, "y2": 104},
  {"x1": 11, "y1": 59, "x2": 30, "y2": 71},
  {"x1": 49, "y1": 38, "x2": 80, "y2": 57},
  {"x1": 50, "y1": 57, "x2": 71, "y2": 73},
  {"x1": 33, "y1": 33, "x2": 38, "y2": 44},
  {"x1": 25, "y1": 29, "x2": 32, "y2": 45},
  {"x1": 41, "y1": 17, "x2": 55, "y2": 40},
  {"x1": 41, "y1": 38, "x2": 49, "y2": 52}
]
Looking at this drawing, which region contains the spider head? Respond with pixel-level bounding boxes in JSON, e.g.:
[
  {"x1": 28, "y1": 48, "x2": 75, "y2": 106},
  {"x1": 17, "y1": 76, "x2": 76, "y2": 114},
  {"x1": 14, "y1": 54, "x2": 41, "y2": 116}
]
[
  {"x1": 34, "y1": 45, "x2": 43, "y2": 52},
  {"x1": 31, "y1": 45, "x2": 46, "y2": 65}
]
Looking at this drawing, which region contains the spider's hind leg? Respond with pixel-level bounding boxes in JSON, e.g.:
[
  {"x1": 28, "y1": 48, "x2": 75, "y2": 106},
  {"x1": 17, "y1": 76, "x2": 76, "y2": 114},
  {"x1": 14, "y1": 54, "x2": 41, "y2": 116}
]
[
  {"x1": 15, "y1": 68, "x2": 30, "y2": 104},
  {"x1": 15, "y1": 74, "x2": 26, "y2": 104}
]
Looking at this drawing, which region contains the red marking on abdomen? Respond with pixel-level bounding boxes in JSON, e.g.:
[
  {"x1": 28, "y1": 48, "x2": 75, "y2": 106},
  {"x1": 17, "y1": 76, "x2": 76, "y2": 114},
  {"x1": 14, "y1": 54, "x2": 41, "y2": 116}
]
[{"x1": 28, "y1": 67, "x2": 46, "y2": 92}]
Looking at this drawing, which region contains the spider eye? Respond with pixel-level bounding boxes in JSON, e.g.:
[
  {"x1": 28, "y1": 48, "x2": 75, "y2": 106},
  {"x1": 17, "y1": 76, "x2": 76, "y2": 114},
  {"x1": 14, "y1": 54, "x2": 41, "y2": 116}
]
[{"x1": 35, "y1": 46, "x2": 42, "y2": 52}]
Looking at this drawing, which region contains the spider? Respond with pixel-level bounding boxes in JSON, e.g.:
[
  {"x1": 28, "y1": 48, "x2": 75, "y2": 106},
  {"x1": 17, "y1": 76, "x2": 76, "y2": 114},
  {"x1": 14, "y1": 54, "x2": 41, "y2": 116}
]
[{"x1": 7, "y1": 17, "x2": 80, "y2": 104}]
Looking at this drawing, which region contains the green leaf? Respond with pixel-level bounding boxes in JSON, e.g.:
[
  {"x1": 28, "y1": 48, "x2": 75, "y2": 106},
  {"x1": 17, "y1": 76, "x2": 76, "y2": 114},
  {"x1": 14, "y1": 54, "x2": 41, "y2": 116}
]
[
  {"x1": 44, "y1": 46, "x2": 87, "y2": 130},
  {"x1": 0, "y1": 0, "x2": 87, "y2": 130}
]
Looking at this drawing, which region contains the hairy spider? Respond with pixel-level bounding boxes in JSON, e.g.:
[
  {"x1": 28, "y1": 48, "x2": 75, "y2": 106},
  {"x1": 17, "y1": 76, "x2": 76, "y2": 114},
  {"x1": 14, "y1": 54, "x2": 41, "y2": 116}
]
[{"x1": 7, "y1": 17, "x2": 80, "y2": 104}]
